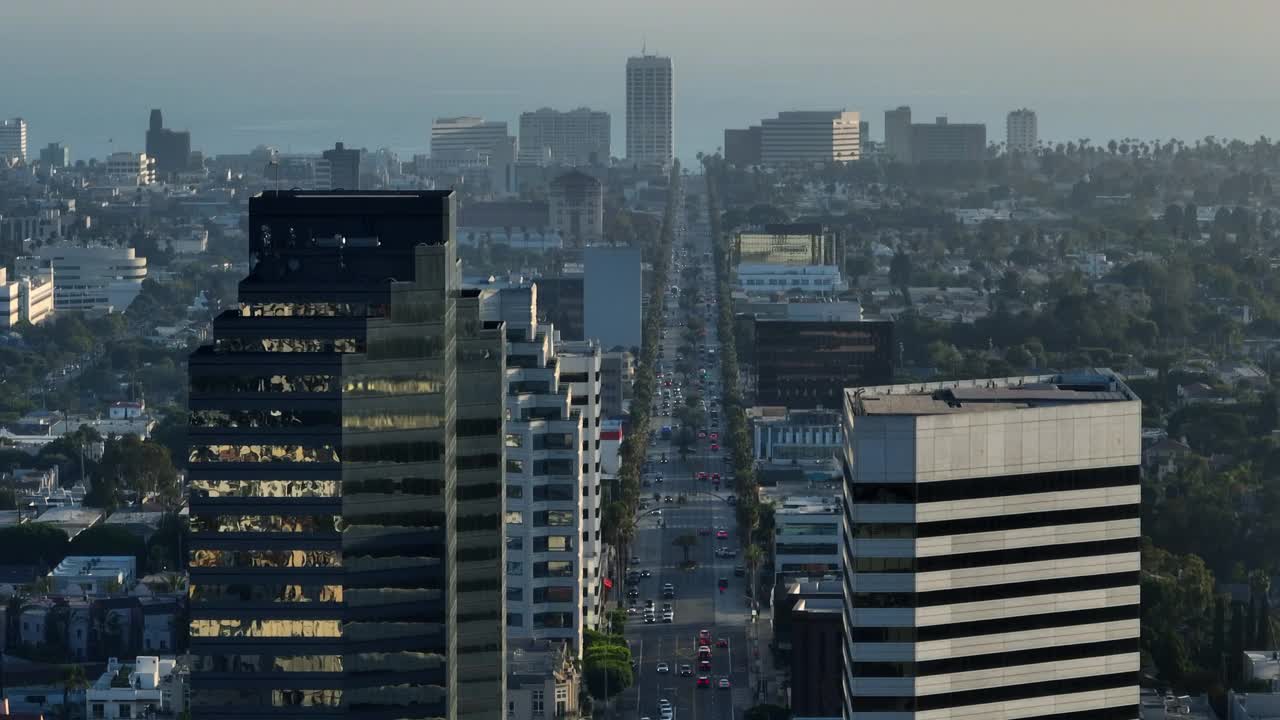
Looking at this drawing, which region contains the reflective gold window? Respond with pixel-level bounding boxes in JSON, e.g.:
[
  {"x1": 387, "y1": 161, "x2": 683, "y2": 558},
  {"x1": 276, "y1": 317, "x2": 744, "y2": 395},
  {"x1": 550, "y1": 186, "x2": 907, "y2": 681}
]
[
  {"x1": 190, "y1": 583, "x2": 343, "y2": 603},
  {"x1": 188, "y1": 480, "x2": 340, "y2": 498},
  {"x1": 189, "y1": 549, "x2": 341, "y2": 568},
  {"x1": 189, "y1": 618, "x2": 341, "y2": 638},
  {"x1": 188, "y1": 444, "x2": 341, "y2": 464},
  {"x1": 190, "y1": 515, "x2": 340, "y2": 533}
]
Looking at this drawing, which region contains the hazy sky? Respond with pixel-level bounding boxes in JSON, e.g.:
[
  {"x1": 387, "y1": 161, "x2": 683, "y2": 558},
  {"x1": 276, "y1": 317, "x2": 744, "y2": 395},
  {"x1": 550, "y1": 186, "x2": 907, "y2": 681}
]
[{"x1": 5, "y1": 0, "x2": 1279, "y2": 161}]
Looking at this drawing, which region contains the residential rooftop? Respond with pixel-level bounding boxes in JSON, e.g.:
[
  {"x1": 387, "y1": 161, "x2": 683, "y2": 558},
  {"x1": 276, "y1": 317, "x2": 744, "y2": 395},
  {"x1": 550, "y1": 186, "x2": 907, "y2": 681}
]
[{"x1": 848, "y1": 370, "x2": 1139, "y2": 417}]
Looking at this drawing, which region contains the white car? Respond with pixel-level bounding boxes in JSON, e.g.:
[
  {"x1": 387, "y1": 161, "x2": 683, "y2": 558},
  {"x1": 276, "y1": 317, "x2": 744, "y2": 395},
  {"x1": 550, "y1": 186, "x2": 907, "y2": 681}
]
[
  {"x1": 656, "y1": 662, "x2": 670, "y2": 673},
  {"x1": 663, "y1": 611, "x2": 675, "y2": 623}
]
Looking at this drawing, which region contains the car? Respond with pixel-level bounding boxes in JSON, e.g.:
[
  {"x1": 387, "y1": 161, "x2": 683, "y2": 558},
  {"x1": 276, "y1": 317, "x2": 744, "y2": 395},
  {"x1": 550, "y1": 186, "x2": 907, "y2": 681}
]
[
  {"x1": 656, "y1": 662, "x2": 670, "y2": 673},
  {"x1": 659, "y1": 700, "x2": 672, "y2": 711},
  {"x1": 698, "y1": 645, "x2": 711, "y2": 660},
  {"x1": 652, "y1": 509, "x2": 663, "y2": 517},
  {"x1": 679, "y1": 664, "x2": 692, "y2": 676},
  {"x1": 660, "y1": 710, "x2": 674, "y2": 720},
  {"x1": 710, "y1": 472, "x2": 720, "y2": 481},
  {"x1": 645, "y1": 614, "x2": 656, "y2": 624},
  {"x1": 698, "y1": 629, "x2": 711, "y2": 644},
  {"x1": 661, "y1": 456, "x2": 669, "y2": 464},
  {"x1": 630, "y1": 555, "x2": 641, "y2": 564},
  {"x1": 716, "y1": 637, "x2": 729, "y2": 648},
  {"x1": 645, "y1": 600, "x2": 656, "y2": 609},
  {"x1": 664, "y1": 496, "x2": 675, "y2": 504},
  {"x1": 698, "y1": 527, "x2": 711, "y2": 536},
  {"x1": 710, "y1": 443, "x2": 719, "y2": 451},
  {"x1": 697, "y1": 431, "x2": 707, "y2": 439},
  {"x1": 663, "y1": 612, "x2": 675, "y2": 623},
  {"x1": 718, "y1": 677, "x2": 731, "y2": 689},
  {"x1": 627, "y1": 606, "x2": 639, "y2": 615},
  {"x1": 710, "y1": 433, "x2": 719, "y2": 441},
  {"x1": 662, "y1": 603, "x2": 673, "y2": 612},
  {"x1": 696, "y1": 471, "x2": 708, "y2": 481},
  {"x1": 627, "y1": 589, "x2": 640, "y2": 599},
  {"x1": 698, "y1": 660, "x2": 711, "y2": 672},
  {"x1": 696, "y1": 676, "x2": 711, "y2": 688},
  {"x1": 718, "y1": 577, "x2": 728, "y2": 590},
  {"x1": 735, "y1": 564, "x2": 746, "y2": 576},
  {"x1": 716, "y1": 529, "x2": 729, "y2": 540},
  {"x1": 641, "y1": 569, "x2": 652, "y2": 578},
  {"x1": 726, "y1": 495, "x2": 737, "y2": 505}
]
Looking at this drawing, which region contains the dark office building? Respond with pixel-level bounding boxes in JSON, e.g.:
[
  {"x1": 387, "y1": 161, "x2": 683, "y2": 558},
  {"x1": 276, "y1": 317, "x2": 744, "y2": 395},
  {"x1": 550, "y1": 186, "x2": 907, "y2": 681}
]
[
  {"x1": 724, "y1": 126, "x2": 762, "y2": 166},
  {"x1": 323, "y1": 142, "x2": 361, "y2": 191},
  {"x1": 146, "y1": 108, "x2": 192, "y2": 176},
  {"x1": 754, "y1": 319, "x2": 893, "y2": 409},
  {"x1": 187, "y1": 190, "x2": 505, "y2": 720},
  {"x1": 790, "y1": 598, "x2": 844, "y2": 717},
  {"x1": 909, "y1": 116, "x2": 987, "y2": 163},
  {"x1": 532, "y1": 275, "x2": 584, "y2": 341}
]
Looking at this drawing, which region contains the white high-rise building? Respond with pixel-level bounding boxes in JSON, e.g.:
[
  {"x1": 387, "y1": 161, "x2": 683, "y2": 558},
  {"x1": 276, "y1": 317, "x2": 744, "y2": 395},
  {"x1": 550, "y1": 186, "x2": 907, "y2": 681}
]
[
  {"x1": 518, "y1": 108, "x2": 611, "y2": 166},
  {"x1": 1007, "y1": 108, "x2": 1038, "y2": 154},
  {"x1": 840, "y1": 371, "x2": 1140, "y2": 720},
  {"x1": 0, "y1": 118, "x2": 28, "y2": 163},
  {"x1": 483, "y1": 285, "x2": 604, "y2": 653},
  {"x1": 431, "y1": 116, "x2": 512, "y2": 160},
  {"x1": 625, "y1": 55, "x2": 674, "y2": 168},
  {"x1": 760, "y1": 110, "x2": 861, "y2": 165}
]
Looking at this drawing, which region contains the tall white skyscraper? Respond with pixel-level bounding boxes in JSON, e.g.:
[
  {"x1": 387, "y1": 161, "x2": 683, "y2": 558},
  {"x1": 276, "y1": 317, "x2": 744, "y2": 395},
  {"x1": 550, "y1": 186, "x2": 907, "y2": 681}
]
[
  {"x1": 0, "y1": 118, "x2": 29, "y2": 163},
  {"x1": 841, "y1": 371, "x2": 1140, "y2": 720},
  {"x1": 626, "y1": 54, "x2": 674, "y2": 168},
  {"x1": 1007, "y1": 108, "x2": 1039, "y2": 154}
]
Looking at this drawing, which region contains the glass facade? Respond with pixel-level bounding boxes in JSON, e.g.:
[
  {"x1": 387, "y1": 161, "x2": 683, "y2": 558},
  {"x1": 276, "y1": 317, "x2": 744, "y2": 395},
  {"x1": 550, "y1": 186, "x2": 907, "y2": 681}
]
[
  {"x1": 188, "y1": 191, "x2": 502, "y2": 720},
  {"x1": 753, "y1": 319, "x2": 893, "y2": 410}
]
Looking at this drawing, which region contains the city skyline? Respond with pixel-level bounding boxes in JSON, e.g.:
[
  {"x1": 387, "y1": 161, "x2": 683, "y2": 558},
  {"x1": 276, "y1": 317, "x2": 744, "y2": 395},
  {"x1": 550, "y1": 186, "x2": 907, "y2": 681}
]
[{"x1": 5, "y1": 1, "x2": 1280, "y2": 161}]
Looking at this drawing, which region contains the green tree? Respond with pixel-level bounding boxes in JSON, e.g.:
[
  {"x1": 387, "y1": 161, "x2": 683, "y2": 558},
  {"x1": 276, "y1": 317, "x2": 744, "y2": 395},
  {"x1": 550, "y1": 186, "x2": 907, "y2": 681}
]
[
  {"x1": 0, "y1": 523, "x2": 69, "y2": 567},
  {"x1": 673, "y1": 534, "x2": 698, "y2": 565},
  {"x1": 67, "y1": 525, "x2": 148, "y2": 571},
  {"x1": 60, "y1": 664, "x2": 89, "y2": 720}
]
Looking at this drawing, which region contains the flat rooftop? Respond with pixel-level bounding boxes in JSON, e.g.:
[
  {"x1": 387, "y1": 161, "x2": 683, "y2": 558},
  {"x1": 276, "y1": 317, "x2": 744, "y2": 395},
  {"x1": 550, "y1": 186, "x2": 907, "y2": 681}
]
[{"x1": 849, "y1": 370, "x2": 1138, "y2": 417}]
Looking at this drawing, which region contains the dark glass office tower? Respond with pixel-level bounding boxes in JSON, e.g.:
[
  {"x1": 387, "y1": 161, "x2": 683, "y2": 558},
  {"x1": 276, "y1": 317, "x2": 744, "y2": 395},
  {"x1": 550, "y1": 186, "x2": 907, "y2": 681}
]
[
  {"x1": 187, "y1": 190, "x2": 503, "y2": 719},
  {"x1": 754, "y1": 319, "x2": 893, "y2": 410}
]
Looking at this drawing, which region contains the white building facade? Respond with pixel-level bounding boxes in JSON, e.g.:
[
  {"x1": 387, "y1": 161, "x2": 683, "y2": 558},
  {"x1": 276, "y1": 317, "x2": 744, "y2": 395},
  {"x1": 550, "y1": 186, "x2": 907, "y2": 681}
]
[
  {"x1": 840, "y1": 372, "x2": 1141, "y2": 720},
  {"x1": 17, "y1": 244, "x2": 147, "y2": 312},
  {"x1": 86, "y1": 656, "x2": 185, "y2": 720},
  {"x1": 484, "y1": 286, "x2": 604, "y2": 653},
  {"x1": 760, "y1": 110, "x2": 861, "y2": 165},
  {"x1": 0, "y1": 266, "x2": 55, "y2": 328},
  {"x1": 0, "y1": 117, "x2": 28, "y2": 162},
  {"x1": 735, "y1": 263, "x2": 847, "y2": 295},
  {"x1": 104, "y1": 152, "x2": 156, "y2": 185},
  {"x1": 1006, "y1": 108, "x2": 1038, "y2": 154},
  {"x1": 625, "y1": 55, "x2": 674, "y2": 168},
  {"x1": 518, "y1": 107, "x2": 611, "y2": 166},
  {"x1": 775, "y1": 496, "x2": 843, "y2": 579}
]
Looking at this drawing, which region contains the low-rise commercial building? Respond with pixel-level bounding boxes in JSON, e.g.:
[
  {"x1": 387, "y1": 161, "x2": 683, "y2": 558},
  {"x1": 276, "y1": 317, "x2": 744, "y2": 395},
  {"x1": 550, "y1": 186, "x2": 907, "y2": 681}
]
[
  {"x1": 104, "y1": 152, "x2": 156, "y2": 185},
  {"x1": 735, "y1": 263, "x2": 847, "y2": 296},
  {"x1": 750, "y1": 407, "x2": 843, "y2": 463},
  {"x1": 507, "y1": 640, "x2": 582, "y2": 720},
  {"x1": 85, "y1": 656, "x2": 185, "y2": 719},
  {"x1": 49, "y1": 556, "x2": 136, "y2": 594},
  {"x1": 734, "y1": 224, "x2": 842, "y2": 267}
]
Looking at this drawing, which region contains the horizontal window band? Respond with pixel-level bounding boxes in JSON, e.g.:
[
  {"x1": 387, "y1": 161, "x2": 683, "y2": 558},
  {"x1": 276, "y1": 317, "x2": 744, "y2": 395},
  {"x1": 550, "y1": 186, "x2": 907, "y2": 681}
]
[
  {"x1": 848, "y1": 671, "x2": 1136, "y2": 712},
  {"x1": 851, "y1": 465, "x2": 1138, "y2": 504},
  {"x1": 850, "y1": 603, "x2": 1139, "y2": 643},
  {"x1": 851, "y1": 571, "x2": 1140, "y2": 608},
  {"x1": 850, "y1": 638, "x2": 1139, "y2": 677}
]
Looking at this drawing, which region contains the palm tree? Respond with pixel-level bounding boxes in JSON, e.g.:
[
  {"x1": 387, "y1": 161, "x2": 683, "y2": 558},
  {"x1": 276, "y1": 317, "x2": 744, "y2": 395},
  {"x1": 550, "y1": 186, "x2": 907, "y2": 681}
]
[
  {"x1": 60, "y1": 664, "x2": 88, "y2": 720},
  {"x1": 744, "y1": 544, "x2": 764, "y2": 608},
  {"x1": 673, "y1": 534, "x2": 698, "y2": 566}
]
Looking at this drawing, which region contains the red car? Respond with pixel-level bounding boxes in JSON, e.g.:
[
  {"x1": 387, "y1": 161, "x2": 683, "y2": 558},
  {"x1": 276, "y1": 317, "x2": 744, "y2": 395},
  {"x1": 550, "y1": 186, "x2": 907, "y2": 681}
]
[
  {"x1": 697, "y1": 431, "x2": 707, "y2": 439},
  {"x1": 710, "y1": 443, "x2": 720, "y2": 451},
  {"x1": 710, "y1": 432, "x2": 719, "y2": 441},
  {"x1": 716, "y1": 529, "x2": 729, "y2": 540},
  {"x1": 698, "y1": 629, "x2": 711, "y2": 644},
  {"x1": 696, "y1": 471, "x2": 709, "y2": 481},
  {"x1": 710, "y1": 472, "x2": 721, "y2": 481},
  {"x1": 698, "y1": 660, "x2": 711, "y2": 672},
  {"x1": 696, "y1": 676, "x2": 711, "y2": 688},
  {"x1": 716, "y1": 637, "x2": 729, "y2": 648}
]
